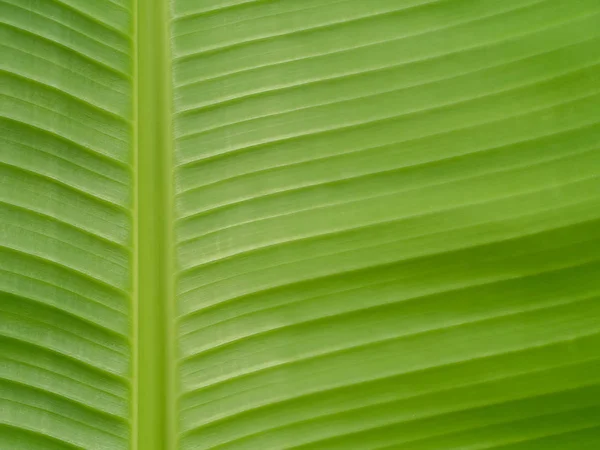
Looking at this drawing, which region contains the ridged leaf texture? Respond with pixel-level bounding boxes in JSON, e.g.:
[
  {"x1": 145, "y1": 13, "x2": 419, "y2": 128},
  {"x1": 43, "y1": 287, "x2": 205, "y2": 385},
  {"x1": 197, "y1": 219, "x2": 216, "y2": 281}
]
[{"x1": 2, "y1": 0, "x2": 600, "y2": 449}]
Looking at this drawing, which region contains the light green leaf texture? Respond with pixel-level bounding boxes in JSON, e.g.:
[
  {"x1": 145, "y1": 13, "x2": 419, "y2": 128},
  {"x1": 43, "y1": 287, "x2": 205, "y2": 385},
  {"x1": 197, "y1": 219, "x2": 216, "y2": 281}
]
[{"x1": 1, "y1": 0, "x2": 600, "y2": 449}]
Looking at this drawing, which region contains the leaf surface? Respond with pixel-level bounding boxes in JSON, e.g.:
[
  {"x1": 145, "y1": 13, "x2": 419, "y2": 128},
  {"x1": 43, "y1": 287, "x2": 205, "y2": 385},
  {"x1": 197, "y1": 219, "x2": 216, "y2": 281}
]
[
  {"x1": 0, "y1": 0, "x2": 133, "y2": 448},
  {"x1": 2, "y1": 0, "x2": 600, "y2": 449}
]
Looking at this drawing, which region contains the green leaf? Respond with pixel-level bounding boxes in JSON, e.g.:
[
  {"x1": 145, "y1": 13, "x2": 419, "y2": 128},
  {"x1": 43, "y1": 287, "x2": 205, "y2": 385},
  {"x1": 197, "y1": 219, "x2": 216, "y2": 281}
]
[{"x1": 2, "y1": 0, "x2": 600, "y2": 449}]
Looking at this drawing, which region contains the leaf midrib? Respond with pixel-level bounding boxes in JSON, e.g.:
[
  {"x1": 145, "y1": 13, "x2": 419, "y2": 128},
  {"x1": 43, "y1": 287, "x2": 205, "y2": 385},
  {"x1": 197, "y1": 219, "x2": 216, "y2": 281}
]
[{"x1": 133, "y1": 0, "x2": 176, "y2": 449}]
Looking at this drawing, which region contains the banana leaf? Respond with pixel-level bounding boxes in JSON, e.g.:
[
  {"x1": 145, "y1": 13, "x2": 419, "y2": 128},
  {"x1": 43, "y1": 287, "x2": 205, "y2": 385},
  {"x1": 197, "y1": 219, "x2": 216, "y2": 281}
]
[{"x1": 1, "y1": 0, "x2": 600, "y2": 448}]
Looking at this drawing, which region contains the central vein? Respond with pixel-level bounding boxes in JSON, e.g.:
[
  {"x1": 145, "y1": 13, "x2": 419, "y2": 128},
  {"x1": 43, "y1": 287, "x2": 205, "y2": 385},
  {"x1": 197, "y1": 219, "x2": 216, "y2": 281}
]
[{"x1": 134, "y1": 0, "x2": 175, "y2": 448}]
